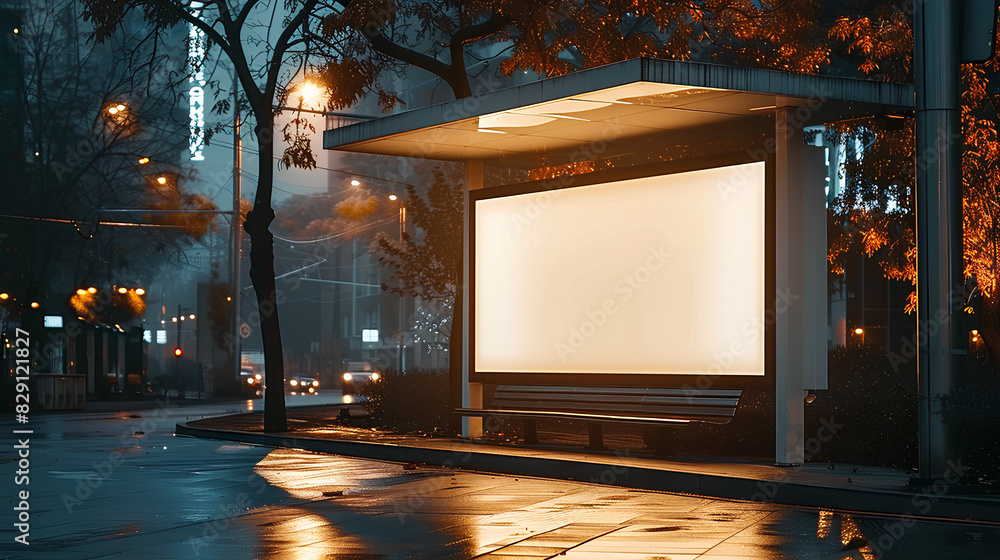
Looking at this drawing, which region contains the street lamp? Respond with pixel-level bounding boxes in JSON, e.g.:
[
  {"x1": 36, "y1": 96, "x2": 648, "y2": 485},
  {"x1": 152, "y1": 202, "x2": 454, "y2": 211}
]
[
  {"x1": 291, "y1": 78, "x2": 326, "y2": 112},
  {"x1": 105, "y1": 103, "x2": 130, "y2": 127},
  {"x1": 296, "y1": 81, "x2": 323, "y2": 106}
]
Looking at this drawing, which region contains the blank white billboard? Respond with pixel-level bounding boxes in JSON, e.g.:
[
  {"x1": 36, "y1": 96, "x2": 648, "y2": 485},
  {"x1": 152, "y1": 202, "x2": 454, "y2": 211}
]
[{"x1": 474, "y1": 161, "x2": 766, "y2": 376}]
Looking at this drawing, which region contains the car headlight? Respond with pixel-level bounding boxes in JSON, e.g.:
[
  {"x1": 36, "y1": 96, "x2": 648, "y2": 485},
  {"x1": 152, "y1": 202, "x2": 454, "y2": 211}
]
[
  {"x1": 255, "y1": 373, "x2": 262, "y2": 380},
  {"x1": 371, "y1": 372, "x2": 380, "y2": 382},
  {"x1": 308, "y1": 387, "x2": 315, "y2": 393},
  {"x1": 246, "y1": 378, "x2": 255, "y2": 385},
  {"x1": 312, "y1": 380, "x2": 319, "y2": 387},
  {"x1": 290, "y1": 379, "x2": 298, "y2": 386},
  {"x1": 343, "y1": 373, "x2": 352, "y2": 381}
]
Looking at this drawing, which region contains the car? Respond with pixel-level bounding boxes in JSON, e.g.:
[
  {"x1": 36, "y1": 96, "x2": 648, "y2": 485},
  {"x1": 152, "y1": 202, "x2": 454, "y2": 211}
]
[
  {"x1": 240, "y1": 366, "x2": 263, "y2": 396},
  {"x1": 285, "y1": 373, "x2": 320, "y2": 395},
  {"x1": 341, "y1": 361, "x2": 380, "y2": 401}
]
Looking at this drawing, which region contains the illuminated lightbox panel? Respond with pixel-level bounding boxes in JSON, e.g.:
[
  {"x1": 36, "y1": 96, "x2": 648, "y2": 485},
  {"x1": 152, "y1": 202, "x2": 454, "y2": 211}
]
[{"x1": 473, "y1": 160, "x2": 767, "y2": 384}]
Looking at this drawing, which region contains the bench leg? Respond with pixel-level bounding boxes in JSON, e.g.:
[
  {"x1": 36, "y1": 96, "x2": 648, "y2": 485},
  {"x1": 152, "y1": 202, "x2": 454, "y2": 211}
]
[
  {"x1": 643, "y1": 427, "x2": 674, "y2": 457},
  {"x1": 523, "y1": 419, "x2": 538, "y2": 444},
  {"x1": 586, "y1": 423, "x2": 606, "y2": 451}
]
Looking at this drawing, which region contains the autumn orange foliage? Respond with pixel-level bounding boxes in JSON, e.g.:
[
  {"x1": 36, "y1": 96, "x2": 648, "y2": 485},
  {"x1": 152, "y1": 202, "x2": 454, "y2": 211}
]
[{"x1": 830, "y1": 4, "x2": 1000, "y2": 354}]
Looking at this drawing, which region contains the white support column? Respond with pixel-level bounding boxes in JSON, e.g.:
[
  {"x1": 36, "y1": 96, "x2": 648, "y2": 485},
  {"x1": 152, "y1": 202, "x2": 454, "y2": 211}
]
[
  {"x1": 462, "y1": 160, "x2": 484, "y2": 438},
  {"x1": 775, "y1": 103, "x2": 806, "y2": 465}
]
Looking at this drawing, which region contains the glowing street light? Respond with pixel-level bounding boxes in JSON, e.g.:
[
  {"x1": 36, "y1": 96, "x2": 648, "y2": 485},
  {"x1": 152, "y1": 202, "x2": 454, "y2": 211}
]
[
  {"x1": 854, "y1": 327, "x2": 864, "y2": 335},
  {"x1": 135, "y1": 288, "x2": 145, "y2": 295},
  {"x1": 87, "y1": 287, "x2": 97, "y2": 294},
  {"x1": 138, "y1": 157, "x2": 150, "y2": 165},
  {"x1": 351, "y1": 179, "x2": 361, "y2": 186},
  {"x1": 0, "y1": 293, "x2": 8, "y2": 300},
  {"x1": 157, "y1": 176, "x2": 167, "y2": 185},
  {"x1": 295, "y1": 80, "x2": 324, "y2": 107}
]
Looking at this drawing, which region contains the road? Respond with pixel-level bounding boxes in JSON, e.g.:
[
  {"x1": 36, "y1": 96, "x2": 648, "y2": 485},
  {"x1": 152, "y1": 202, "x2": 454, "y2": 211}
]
[{"x1": 1, "y1": 397, "x2": 998, "y2": 559}]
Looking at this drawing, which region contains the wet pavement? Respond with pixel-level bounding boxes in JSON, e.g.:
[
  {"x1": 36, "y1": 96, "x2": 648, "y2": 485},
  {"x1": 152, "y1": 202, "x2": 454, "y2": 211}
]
[
  {"x1": 1, "y1": 398, "x2": 999, "y2": 559},
  {"x1": 183, "y1": 403, "x2": 1000, "y2": 523}
]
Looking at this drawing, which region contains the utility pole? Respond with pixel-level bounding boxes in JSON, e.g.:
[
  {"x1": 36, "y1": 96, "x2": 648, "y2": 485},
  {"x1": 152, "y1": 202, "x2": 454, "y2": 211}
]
[
  {"x1": 389, "y1": 195, "x2": 407, "y2": 374},
  {"x1": 175, "y1": 304, "x2": 184, "y2": 399},
  {"x1": 231, "y1": 75, "x2": 243, "y2": 384},
  {"x1": 913, "y1": 0, "x2": 964, "y2": 480}
]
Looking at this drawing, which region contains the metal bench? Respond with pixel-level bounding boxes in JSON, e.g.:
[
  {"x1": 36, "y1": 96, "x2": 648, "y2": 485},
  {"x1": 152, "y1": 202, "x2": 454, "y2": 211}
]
[{"x1": 456, "y1": 385, "x2": 743, "y2": 450}]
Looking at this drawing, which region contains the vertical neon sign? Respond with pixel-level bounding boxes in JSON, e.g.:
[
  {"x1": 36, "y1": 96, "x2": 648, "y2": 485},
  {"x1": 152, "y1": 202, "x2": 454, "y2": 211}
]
[{"x1": 188, "y1": 2, "x2": 206, "y2": 161}]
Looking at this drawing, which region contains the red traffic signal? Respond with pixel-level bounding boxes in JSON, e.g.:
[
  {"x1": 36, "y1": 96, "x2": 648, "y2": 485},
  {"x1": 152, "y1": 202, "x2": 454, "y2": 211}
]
[{"x1": 174, "y1": 347, "x2": 183, "y2": 357}]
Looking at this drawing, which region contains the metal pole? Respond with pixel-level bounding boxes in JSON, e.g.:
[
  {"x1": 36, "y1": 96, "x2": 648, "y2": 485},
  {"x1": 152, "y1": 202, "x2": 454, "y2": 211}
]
[
  {"x1": 398, "y1": 204, "x2": 406, "y2": 374},
  {"x1": 231, "y1": 75, "x2": 243, "y2": 384},
  {"x1": 914, "y1": 0, "x2": 964, "y2": 480},
  {"x1": 176, "y1": 304, "x2": 182, "y2": 398}
]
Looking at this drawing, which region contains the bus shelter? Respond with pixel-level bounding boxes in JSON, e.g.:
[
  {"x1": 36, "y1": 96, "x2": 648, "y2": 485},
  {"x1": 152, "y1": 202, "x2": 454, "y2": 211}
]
[{"x1": 324, "y1": 58, "x2": 913, "y2": 465}]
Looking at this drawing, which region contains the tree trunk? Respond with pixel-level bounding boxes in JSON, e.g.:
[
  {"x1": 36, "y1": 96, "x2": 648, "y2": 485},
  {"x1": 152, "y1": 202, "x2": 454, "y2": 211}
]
[{"x1": 246, "y1": 121, "x2": 287, "y2": 432}]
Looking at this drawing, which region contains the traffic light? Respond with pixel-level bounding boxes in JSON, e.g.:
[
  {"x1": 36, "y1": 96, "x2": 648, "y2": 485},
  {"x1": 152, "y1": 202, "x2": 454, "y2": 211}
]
[{"x1": 174, "y1": 347, "x2": 183, "y2": 357}]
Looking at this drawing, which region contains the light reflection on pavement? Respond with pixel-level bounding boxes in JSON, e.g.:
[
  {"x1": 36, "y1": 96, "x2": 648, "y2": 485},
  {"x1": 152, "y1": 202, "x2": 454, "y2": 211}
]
[{"x1": 1, "y1": 403, "x2": 997, "y2": 559}]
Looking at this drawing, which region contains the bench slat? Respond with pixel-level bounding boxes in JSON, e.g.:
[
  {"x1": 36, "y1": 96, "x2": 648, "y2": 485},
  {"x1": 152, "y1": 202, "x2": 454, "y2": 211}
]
[
  {"x1": 494, "y1": 394, "x2": 740, "y2": 408},
  {"x1": 456, "y1": 408, "x2": 736, "y2": 425},
  {"x1": 493, "y1": 397, "x2": 738, "y2": 413},
  {"x1": 484, "y1": 384, "x2": 742, "y2": 423},
  {"x1": 457, "y1": 385, "x2": 743, "y2": 449},
  {"x1": 497, "y1": 385, "x2": 742, "y2": 398}
]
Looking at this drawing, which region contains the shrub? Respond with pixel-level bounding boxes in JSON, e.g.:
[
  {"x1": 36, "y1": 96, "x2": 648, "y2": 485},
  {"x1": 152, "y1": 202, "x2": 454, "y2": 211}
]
[
  {"x1": 151, "y1": 374, "x2": 171, "y2": 397},
  {"x1": 940, "y1": 376, "x2": 1000, "y2": 485},
  {"x1": 666, "y1": 389, "x2": 775, "y2": 458},
  {"x1": 357, "y1": 367, "x2": 451, "y2": 434},
  {"x1": 805, "y1": 344, "x2": 918, "y2": 468}
]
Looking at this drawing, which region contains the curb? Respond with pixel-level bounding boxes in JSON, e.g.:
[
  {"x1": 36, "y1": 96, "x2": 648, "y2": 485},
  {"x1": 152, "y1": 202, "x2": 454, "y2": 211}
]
[{"x1": 176, "y1": 421, "x2": 1000, "y2": 525}]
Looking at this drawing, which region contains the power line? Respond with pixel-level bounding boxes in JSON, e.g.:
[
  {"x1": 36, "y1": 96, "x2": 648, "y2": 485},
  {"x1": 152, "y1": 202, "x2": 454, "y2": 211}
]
[
  {"x1": 0, "y1": 213, "x2": 185, "y2": 229},
  {"x1": 272, "y1": 216, "x2": 396, "y2": 244}
]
